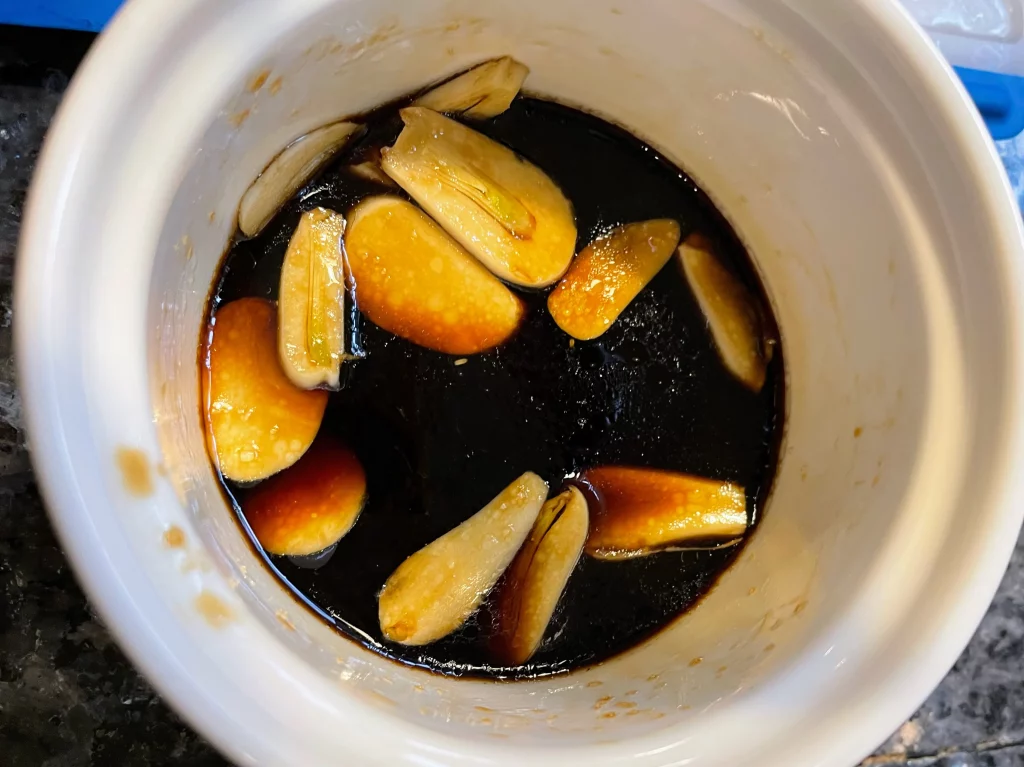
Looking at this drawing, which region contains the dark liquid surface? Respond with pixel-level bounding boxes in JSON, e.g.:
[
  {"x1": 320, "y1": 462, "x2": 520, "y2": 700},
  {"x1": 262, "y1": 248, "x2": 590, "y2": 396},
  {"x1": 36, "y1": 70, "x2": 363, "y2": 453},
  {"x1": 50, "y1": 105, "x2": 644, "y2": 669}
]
[{"x1": 209, "y1": 97, "x2": 784, "y2": 679}]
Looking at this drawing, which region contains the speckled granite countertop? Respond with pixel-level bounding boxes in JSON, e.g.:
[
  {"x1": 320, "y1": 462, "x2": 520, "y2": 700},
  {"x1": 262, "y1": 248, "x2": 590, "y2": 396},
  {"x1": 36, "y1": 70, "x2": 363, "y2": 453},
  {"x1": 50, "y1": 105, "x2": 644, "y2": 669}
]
[{"x1": 0, "y1": 25, "x2": 1022, "y2": 767}]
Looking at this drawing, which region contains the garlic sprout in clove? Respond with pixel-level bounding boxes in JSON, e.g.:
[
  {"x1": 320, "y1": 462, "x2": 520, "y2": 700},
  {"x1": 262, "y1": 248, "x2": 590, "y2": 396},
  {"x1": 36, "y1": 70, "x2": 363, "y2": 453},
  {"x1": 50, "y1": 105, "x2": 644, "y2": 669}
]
[
  {"x1": 492, "y1": 486, "x2": 589, "y2": 665},
  {"x1": 679, "y1": 233, "x2": 770, "y2": 391},
  {"x1": 414, "y1": 57, "x2": 529, "y2": 119},
  {"x1": 548, "y1": 219, "x2": 681, "y2": 340},
  {"x1": 380, "y1": 107, "x2": 577, "y2": 288},
  {"x1": 278, "y1": 208, "x2": 349, "y2": 389},
  {"x1": 582, "y1": 466, "x2": 748, "y2": 560},
  {"x1": 238, "y1": 121, "x2": 361, "y2": 237},
  {"x1": 378, "y1": 472, "x2": 548, "y2": 646},
  {"x1": 344, "y1": 196, "x2": 524, "y2": 355}
]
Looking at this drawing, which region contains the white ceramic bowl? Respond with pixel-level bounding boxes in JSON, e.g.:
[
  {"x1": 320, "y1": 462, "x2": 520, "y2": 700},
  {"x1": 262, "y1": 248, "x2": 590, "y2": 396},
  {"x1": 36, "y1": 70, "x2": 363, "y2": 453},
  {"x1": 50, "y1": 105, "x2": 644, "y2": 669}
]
[{"x1": 15, "y1": 0, "x2": 1024, "y2": 764}]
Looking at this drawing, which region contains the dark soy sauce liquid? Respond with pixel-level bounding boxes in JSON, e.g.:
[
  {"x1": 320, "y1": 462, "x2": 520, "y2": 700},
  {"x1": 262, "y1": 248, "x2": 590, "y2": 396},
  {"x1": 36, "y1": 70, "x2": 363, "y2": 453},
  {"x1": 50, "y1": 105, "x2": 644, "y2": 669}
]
[{"x1": 208, "y1": 97, "x2": 785, "y2": 679}]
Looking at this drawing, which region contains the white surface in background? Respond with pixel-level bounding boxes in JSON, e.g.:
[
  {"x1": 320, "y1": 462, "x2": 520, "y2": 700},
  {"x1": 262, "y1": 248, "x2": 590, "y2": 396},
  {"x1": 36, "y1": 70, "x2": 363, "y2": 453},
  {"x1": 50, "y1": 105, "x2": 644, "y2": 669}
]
[
  {"x1": 902, "y1": 0, "x2": 1024, "y2": 74},
  {"x1": 905, "y1": 0, "x2": 1019, "y2": 39}
]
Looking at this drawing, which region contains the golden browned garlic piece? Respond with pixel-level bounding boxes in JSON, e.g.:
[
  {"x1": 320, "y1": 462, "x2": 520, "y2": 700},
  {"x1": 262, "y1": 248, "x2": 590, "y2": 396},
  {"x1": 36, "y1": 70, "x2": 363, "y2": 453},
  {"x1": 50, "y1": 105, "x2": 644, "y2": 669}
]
[
  {"x1": 492, "y1": 486, "x2": 589, "y2": 665},
  {"x1": 238, "y1": 121, "x2": 361, "y2": 237},
  {"x1": 345, "y1": 196, "x2": 524, "y2": 355},
  {"x1": 583, "y1": 466, "x2": 747, "y2": 560},
  {"x1": 679, "y1": 233, "x2": 770, "y2": 391},
  {"x1": 414, "y1": 57, "x2": 529, "y2": 119},
  {"x1": 381, "y1": 107, "x2": 577, "y2": 288},
  {"x1": 548, "y1": 219, "x2": 681, "y2": 340},
  {"x1": 203, "y1": 298, "x2": 327, "y2": 482},
  {"x1": 378, "y1": 472, "x2": 549, "y2": 646},
  {"x1": 243, "y1": 438, "x2": 366, "y2": 556},
  {"x1": 278, "y1": 208, "x2": 348, "y2": 389}
]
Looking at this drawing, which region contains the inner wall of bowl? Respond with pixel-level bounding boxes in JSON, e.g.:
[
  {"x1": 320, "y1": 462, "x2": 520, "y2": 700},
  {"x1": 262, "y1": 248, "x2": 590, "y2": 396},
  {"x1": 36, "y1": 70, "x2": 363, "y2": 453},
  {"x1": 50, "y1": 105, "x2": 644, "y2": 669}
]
[{"x1": 151, "y1": 0, "x2": 991, "y2": 744}]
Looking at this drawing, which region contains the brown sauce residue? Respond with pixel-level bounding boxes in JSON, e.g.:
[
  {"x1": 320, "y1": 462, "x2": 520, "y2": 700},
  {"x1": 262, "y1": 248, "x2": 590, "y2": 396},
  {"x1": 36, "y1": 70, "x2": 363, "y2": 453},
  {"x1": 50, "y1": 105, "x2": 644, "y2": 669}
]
[
  {"x1": 230, "y1": 108, "x2": 251, "y2": 128},
  {"x1": 276, "y1": 609, "x2": 296, "y2": 631},
  {"x1": 208, "y1": 95, "x2": 785, "y2": 680},
  {"x1": 249, "y1": 69, "x2": 270, "y2": 92},
  {"x1": 163, "y1": 525, "x2": 186, "y2": 548},
  {"x1": 269, "y1": 76, "x2": 283, "y2": 95},
  {"x1": 195, "y1": 591, "x2": 234, "y2": 628},
  {"x1": 115, "y1": 447, "x2": 154, "y2": 498}
]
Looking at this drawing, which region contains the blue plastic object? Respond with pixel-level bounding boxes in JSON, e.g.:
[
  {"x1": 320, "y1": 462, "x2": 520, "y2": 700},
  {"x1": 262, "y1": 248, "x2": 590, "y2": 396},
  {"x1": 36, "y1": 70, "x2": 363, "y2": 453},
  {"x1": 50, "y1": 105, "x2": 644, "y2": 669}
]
[
  {"x1": 0, "y1": 0, "x2": 122, "y2": 32},
  {"x1": 954, "y1": 66, "x2": 1024, "y2": 141}
]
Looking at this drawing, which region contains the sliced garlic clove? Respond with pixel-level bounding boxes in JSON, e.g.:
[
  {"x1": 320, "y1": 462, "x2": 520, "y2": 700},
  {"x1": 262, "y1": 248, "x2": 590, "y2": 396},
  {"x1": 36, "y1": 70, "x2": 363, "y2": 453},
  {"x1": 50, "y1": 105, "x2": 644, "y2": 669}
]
[
  {"x1": 378, "y1": 472, "x2": 549, "y2": 646},
  {"x1": 548, "y1": 219, "x2": 681, "y2": 340},
  {"x1": 238, "y1": 121, "x2": 361, "y2": 237},
  {"x1": 203, "y1": 298, "x2": 327, "y2": 482},
  {"x1": 492, "y1": 486, "x2": 589, "y2": 665},
  {"x1": 582, "y1": 466, "x2": 747, "y2": 560},
  {"x1": 679, "y1": 233, "x2": 769, "y2": 391},
  {"x1": 278, "y1": 208, "x2": 348, "y2": 390},
  {"x1": 243, "y1": 438, "x2": 366, "y2": 556},
  {"x1": 348, "y1": 161, "x2": 396, "y2": 186},
  {"x1": 414, "y1": 57, "x2": 529, "y2": 119},
  {"x1": 380, "y1": 107, "x2": 576, "y2": 288},
  {"x1": 345, "y1": 196, "x2": 524, "y2": 354}
]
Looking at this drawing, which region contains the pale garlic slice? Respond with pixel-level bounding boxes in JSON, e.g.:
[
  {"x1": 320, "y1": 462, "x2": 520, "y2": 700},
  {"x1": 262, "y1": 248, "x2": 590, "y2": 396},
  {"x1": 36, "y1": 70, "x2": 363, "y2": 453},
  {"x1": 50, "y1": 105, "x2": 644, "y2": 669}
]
[
  {"x1": 380, "y1": 107, "x2": 577, "y2": 288},
  {"x1": 492, "y1": 486, "x2": 588, "y2": 665},
  {"x1": 348, "y1": 162, "x2": 396, "y2": 186},
  {"x1": 582, "y1": 467, "x2": 747, "y2": 560},
  {"x1": 278, "y1": 208, "x2": 348, "y2": 389},
  {"x1": 414, "y1": 57, "x2": 529, "y2": 119},
  {"x1": 345, "y1": 196, "x2": 524, "y2": 355},
  {"x1": 679, "y1": 233, "x2": 769, "y2": 391},
  {"x1": 238, "y1": 121, "x2": 361, "y2": 237},
  {"x1": 347, "y1": 146, "x2": 396, "y2": 187},
  {"x1": 548, "y1": 219, "x2": 681, "y2": 340},
  {"x1": 378, "y1": 472, "x2": 549, "y2": 646}
]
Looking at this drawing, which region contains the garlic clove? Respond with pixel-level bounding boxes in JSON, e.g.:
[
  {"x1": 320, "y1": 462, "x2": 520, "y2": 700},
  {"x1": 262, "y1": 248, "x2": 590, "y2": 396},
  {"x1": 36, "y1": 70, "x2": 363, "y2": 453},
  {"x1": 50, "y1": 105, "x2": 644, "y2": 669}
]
[
  {"x1": 414, "y1": 57, "x2": 529, "y2": 119},
  {"x1": 203, "y1": 298, "x2": 327, "y2": 482},
  {"x1": 492, "y1": 486, "x2": 589, "y2": 665},
  {"x1": 348, "y1": 161, "x2": 396, "y2": 186},
  {"x1": 679, "y1": 233, "x2": 769, "y2": 391},
  {"x1": 380, "y1": 107, "x2": 576, "y2": 288},
  {"x1": 345, "y1": 196, "x2": 524, "y2": 355},
  {"x1": 582, "y1": 466, "x2": 747, "y2": 560},
  {"x1": 278, "y1": 208, "x2": 349, "y2": 390},
  {"x1": 238, "y1": 121, "x2": 361, "y2": 237},
  {"x1": 378, "y1": 472, "x2": 548, "y2": 646},
  {"x1": 548, "y1": 219, "x2": 680, "y2": 340},
  {"x1": 243, "y1": 438, "x2": 366, "y2": 556}
]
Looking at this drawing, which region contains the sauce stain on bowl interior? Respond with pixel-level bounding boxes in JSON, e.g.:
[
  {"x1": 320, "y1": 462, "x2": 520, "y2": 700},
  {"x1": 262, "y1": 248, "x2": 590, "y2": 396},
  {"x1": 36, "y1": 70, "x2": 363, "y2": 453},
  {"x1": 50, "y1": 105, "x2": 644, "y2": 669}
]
[{"x1": 115, "y1": 446, "x2": 154, "y2": 498}]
